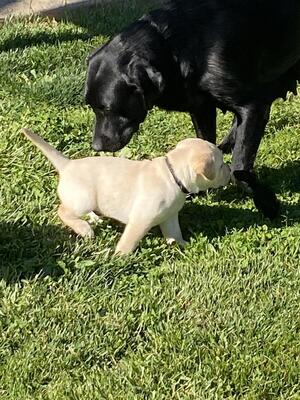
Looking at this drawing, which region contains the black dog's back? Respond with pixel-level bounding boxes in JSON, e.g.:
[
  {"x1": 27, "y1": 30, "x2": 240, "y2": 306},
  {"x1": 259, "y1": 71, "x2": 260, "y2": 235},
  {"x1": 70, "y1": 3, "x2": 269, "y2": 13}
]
[{"x1": 145, "y1": 0, "x2": 300, "y2": 105}]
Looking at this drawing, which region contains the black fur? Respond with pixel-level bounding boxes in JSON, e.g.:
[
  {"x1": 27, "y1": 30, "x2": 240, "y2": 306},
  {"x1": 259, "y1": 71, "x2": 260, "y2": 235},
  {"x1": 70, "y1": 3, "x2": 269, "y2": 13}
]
[{"x1": 85, "y1": 0, "x2": 300, "y2": 218}]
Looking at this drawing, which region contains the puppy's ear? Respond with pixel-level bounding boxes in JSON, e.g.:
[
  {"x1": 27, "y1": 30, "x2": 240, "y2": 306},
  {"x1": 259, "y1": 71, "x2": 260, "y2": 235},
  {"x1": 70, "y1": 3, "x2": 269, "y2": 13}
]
[{"x1": 193, "y1": 156, "x2": 216, "y2": 181}]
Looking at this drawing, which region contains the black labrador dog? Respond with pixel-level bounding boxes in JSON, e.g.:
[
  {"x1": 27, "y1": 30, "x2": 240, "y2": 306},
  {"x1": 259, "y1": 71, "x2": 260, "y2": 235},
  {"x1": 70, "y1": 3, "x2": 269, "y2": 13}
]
[{"x1": 85, "y1": 0, "x2": 300, "y2": 219}]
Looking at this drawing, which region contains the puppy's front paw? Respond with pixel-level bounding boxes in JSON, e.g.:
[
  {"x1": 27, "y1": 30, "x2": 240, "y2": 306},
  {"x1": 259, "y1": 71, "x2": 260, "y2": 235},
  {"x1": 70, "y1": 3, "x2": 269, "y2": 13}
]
[
  {"x1": 114, "y1": 247, "x2": 130, "y2": 256},
  {"x1": 83, "y1": 228, "x2": 95, "y2": 239},
  {"x1": 75, "y1": 221, "x2": 95, "y2": 239},
  {"x1": 178, "y1": 239, "x2": 188, "y2": 248},
  {"x1": 166, "y1": 238, "x2": 188, "y2": 248},
  {"x1": 87, "y1": 211, "x2": 102, "y2": 224}
]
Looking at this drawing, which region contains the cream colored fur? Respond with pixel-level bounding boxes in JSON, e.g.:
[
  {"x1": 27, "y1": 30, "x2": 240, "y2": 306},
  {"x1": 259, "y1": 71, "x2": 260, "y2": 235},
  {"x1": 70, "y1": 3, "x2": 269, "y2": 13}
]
[{"x1": 22, "y1": 128, "x2": 230, "y2": 255}]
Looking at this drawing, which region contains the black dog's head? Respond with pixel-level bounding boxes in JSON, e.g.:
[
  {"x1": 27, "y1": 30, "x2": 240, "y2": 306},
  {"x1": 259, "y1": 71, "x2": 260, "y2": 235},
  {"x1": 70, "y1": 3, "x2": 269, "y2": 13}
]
[{"x1": 85, "y1": 41, "x2": 165, "y2": 152}]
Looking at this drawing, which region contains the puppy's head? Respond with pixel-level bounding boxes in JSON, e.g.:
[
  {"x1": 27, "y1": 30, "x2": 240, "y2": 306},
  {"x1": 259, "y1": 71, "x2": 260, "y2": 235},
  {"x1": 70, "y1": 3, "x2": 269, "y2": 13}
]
[
  {"x1": 176, "y1": 138, "x2": 231, "y2": 191},
  {"x1": 85, "y1": 42, "x2": 165, "y2": 152}
]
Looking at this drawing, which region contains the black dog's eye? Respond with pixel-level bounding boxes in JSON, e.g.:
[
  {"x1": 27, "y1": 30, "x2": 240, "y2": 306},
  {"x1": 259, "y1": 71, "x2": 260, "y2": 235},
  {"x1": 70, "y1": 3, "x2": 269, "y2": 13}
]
[{"x1": 95, "y1": 106, "x2": 111, "y2": 114}]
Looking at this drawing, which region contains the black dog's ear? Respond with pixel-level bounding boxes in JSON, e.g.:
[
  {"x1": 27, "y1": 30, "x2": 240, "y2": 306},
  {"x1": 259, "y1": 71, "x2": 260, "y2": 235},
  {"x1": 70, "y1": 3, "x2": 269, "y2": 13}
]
[
  {"x1": 143, "y1": 65, "x2": 165, "y2": 93},
  {"x1": 127, "y1": 57, "x2": 165, "y2": 94},
  {"x1": 86, "y1": 43, "x2": 108, "y2": 66}
]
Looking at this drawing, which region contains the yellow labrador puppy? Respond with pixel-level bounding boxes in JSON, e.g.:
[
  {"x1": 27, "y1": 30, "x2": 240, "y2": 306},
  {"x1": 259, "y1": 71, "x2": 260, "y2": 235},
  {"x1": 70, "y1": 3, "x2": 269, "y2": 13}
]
[{"x1": 22, "y1": 128, "x2": 230, "y2": 255}]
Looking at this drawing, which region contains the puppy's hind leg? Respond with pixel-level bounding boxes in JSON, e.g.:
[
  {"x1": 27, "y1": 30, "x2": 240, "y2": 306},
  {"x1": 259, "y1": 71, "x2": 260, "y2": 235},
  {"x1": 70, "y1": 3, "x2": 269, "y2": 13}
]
[
  {"x1": 58, "y1": 205, "x2": 94, "y2": 238},
  {"x1": 114, "y1": 221, "x2": 151, "y2": 256},
  {"x1": 160, "y1": 214, "x2": 187, "y2": 248}
]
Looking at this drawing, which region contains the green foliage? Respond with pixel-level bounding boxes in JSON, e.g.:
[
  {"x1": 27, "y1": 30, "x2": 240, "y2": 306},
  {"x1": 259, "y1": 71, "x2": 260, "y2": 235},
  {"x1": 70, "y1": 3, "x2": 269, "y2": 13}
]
[{"x1": 0, "y1": 2, "x2": 300, "y2": 398}]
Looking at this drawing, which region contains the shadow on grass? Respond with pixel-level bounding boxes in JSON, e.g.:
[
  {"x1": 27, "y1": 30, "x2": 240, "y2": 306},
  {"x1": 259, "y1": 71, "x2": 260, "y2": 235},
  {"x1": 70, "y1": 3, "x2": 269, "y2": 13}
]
[
  {"x1": 181, "y1": 201, "x2": 258, "y2": 241},
  {"x1": 181, "y1": 199, "x2": 300, "y2": 242},
  {"x1": 61, "y1": 0, "x2": 159, "y2": 37},
  {"x1": 258, "y1": 161, "x2": 300, "y2": 194},
  {"x1": 208, "y1": 159, "x2": 300, "y2": 213},
  {"x1": 0, "y1": 30, "x2": 92, "y2": 52},
  {"x1": 182, "y1": 160, "x2": 300, "y2": 240},
  {"x1": 0, "y1": 0, "x2": 159, "y2": 52},
  {"x1": 0, "y1": 221, "x2": 71, "y2": 282},
  {"x1": 1, "y1": 159, "x2": 299, "y2": 284}
]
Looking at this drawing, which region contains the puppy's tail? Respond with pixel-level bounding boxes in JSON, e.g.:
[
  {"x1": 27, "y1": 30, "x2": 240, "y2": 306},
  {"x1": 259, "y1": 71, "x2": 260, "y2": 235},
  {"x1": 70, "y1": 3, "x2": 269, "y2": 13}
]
[{"x1": 22, "y1": 128, "x2": 69, "y2": 173}]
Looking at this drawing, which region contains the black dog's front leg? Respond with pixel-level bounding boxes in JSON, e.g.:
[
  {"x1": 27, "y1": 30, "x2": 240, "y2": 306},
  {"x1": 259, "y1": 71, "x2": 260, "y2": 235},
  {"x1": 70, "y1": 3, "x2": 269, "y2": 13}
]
[
  {"x1": 190, "y1": 101, "x2": 216, "y2": 144},
  {"x1": 231, "y1": 103, "x2": 279, "y2": 219},
  {"x1": 219, "y1": 116, "x2": 238, "y2": 153}
]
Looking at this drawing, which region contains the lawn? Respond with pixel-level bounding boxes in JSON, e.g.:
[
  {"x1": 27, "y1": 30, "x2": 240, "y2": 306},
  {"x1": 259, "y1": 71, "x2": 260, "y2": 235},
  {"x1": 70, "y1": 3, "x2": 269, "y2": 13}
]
[{"x1": 0, "y1": 1, "x2": 300, "y2": 398}]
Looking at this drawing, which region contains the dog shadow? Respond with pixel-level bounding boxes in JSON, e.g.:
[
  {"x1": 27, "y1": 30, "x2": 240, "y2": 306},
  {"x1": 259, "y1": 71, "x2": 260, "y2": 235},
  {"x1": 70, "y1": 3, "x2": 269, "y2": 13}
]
[
  {"x1": 62, "y1": 0, "x2": 160, "y2": 37},
  {"x1": 181, "y1": 198, "x2": 300, "y2": 242},
  {"x1": 208, "y1": 158, "x2": 300, "y2": 207},
  {"x1": 181, "y1": 201, "x2": 258, "y2": 241},
  {"x1": 0, "y1": 0, "x2": 158, "y2": 52},
  {"x1": 2, "y1": 158, "x2": 299, "y2": 283},
  {"x1": 1, "y1": 194, "x2": 299, "y2": 284},
  {"x1": 182, "y1": 158, "x2": 300, "y2": 240},
  {"x1": 258, "y1": 161, "x2": 300, "y2": 194},
  {"x1": 0, "y1": 221, "x2": 74, "y2": 283}
]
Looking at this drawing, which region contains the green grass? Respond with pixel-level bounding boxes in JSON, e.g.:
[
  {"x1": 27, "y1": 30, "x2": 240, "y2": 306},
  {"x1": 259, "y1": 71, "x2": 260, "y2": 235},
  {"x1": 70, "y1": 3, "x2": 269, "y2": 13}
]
[{"x1": 0, "y1": 1, "x2": 300, "y2": 398}]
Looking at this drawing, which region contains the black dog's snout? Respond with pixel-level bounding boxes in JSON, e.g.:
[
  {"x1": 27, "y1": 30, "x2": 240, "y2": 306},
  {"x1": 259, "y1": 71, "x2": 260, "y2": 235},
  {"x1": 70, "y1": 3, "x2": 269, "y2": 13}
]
[
  {"x1": 92, "y1": 133, "x2": 124, "y2": 152},
  {"x1": 92, "y1": 133, "x2": 105, "y2": 151},
  {"x1": 92, "y1": 140, "x2": 104, "y2": 152}
]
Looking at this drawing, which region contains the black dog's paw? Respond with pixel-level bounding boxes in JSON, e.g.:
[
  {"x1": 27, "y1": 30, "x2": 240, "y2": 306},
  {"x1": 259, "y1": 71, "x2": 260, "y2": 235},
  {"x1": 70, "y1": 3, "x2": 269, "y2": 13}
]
[
  {"x1": 232, "y1": 170, "x2": 256, "y2": 186},
  {"x1": 218, "y1": 140, "x2": 234, "y2": 154},
  {"x1": 232, "y1": 170, "x2": 255, "y2": 194},
  {"x1": 252, "y1": 185, "x2": 280, "y2": 220},
  {"x1": 233, "y1": 170, "x2": 280, "y2": 219}
]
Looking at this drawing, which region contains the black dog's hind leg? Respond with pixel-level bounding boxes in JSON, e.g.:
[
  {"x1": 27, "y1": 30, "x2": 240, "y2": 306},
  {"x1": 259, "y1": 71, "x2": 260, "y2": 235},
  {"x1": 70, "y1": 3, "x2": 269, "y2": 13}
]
[
  {"x1": 190, "y1": 101, "x2": 216, "y2": 144},
  {"x1": 231, "y1": 103, "x2": 280, "y2": 219},
  {"x1": 219, "y1": 116, "x2": 238, "y2": 153}
]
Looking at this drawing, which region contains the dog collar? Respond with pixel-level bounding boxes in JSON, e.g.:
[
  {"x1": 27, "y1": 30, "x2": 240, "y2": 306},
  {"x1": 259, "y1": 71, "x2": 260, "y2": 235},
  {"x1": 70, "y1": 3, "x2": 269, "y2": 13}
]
[{"x1": 165, "y1": 156, "x2": 190, "y2": 195}]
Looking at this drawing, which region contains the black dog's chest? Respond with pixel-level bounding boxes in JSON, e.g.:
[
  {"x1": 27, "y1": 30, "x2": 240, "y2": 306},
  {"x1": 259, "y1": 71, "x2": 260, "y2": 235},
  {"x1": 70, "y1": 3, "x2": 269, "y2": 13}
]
[{"x1": 155, "y1": 76, "x2": 212, "y2": 113}]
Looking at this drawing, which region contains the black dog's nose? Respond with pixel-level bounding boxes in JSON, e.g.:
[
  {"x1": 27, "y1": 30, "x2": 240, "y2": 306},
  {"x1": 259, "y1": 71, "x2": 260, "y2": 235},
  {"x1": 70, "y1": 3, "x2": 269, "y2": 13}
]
[
  {"x1": 92, "y1": 135, "x2": 124, "y2": 152},
  {"x1": 92, "y1": 140, "x2": 104, "y2": 152}
]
